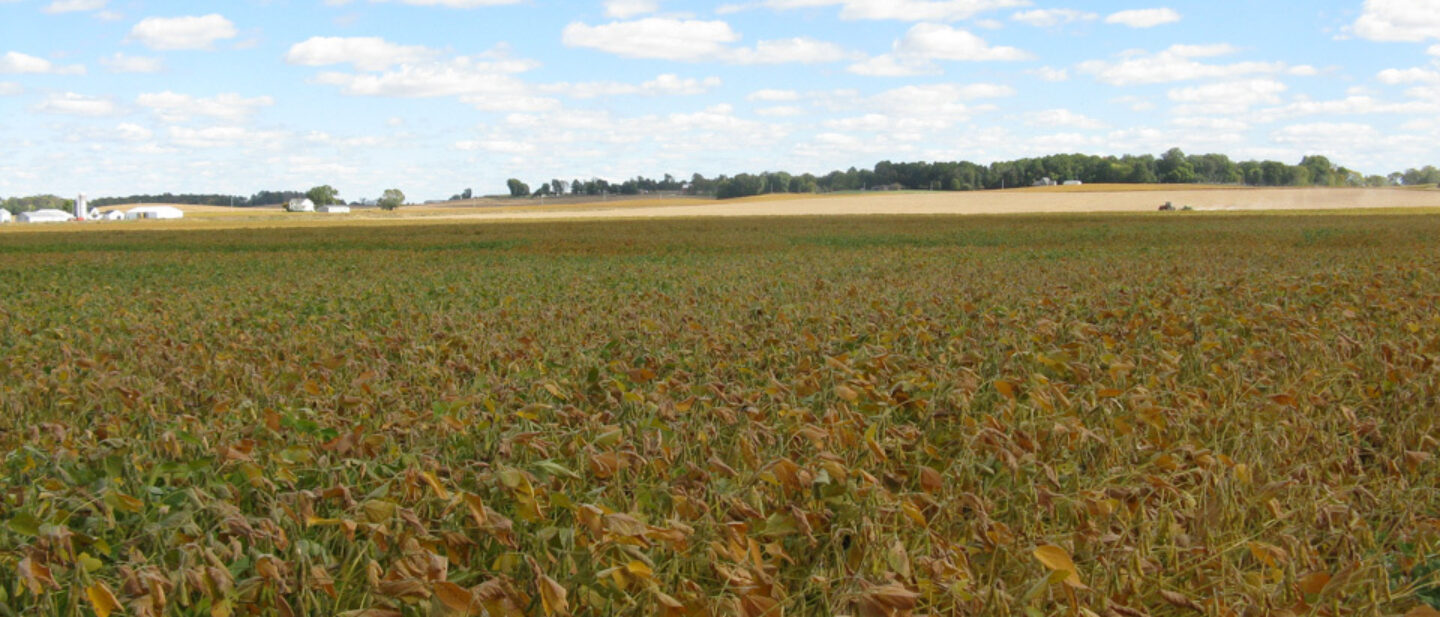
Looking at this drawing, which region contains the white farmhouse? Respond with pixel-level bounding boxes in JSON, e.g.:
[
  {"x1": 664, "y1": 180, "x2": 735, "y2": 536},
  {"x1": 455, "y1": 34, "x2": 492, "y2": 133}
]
[
  {"x1": 317, "y1": 204, "x2": 350, "y2": 213},
  {"x1": 125, "y1": 205, "x2": 185, "y2": 220},
  {"x1": 0, "y1": 209, "x2": 11, "y2": 224},
  {"x1": 286, "y1": 198, "x2": 316, "y2": 212},
  {"x1": 18, "y1": 209, "x2": 75, "y2": 223}
]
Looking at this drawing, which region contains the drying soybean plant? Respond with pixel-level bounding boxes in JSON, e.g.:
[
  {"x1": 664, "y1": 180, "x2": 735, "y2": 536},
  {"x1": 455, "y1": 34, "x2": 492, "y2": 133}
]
[{"x1": 0, "y1": 213, "x2": 1437, "y2": 617}]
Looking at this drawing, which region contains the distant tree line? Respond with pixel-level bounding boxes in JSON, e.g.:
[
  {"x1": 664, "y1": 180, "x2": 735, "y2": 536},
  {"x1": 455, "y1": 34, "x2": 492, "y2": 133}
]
[
  {"x1": 1, "y1": 194, "x2": 72, "y2": 214},
  {"x1": 494, "y1": 150, "x2": 1438, "y2": 201},
  {"x1": 90, "y1": 190, "x2": 308, "y2": 208}
]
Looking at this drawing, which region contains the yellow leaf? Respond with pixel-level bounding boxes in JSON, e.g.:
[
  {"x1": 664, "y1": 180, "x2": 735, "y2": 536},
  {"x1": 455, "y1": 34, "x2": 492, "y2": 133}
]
[
  {"x1": 1033, "y1": 544, "x2": 1086, "y2": 589},
  {"x1": 538, "y1": 574, "x2": 569, "y2": 616},
  {"x1": 995, "y1": 380, "x2": 1018, "y2": 400},
  {"x1": 421, "y1": 471, "x2": 450, "y2": 500},
  {"x1": 835, "y1": 385, "x2": 859, "y2": 402},
  {"x1": 86, "y1": 581, "x2": 121, "y2": 617},
  {"x1": 625, "y1": 560, "x2": 654, "y2": 581}
]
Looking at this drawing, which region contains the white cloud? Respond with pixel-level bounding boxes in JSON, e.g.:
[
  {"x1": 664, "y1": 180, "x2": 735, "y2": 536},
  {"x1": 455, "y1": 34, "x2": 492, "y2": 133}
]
[
  {"x1": 825, "y1": 83, "x2": 1011, "y2": 130},
  {"x1": 0, "y1": 82, "x2": 21, "y2": 96},
  {"x1": 1078, "y1": 44, "x2": 1287, "y2": 85},
  {"x1": 1105, "y1": 8, "x2": 1180, "y2": 28},
  {"x1": 363, "y1": 0, "x2": 524, "y2": 6},
  {"x1": 136, "y1": 92, "x2": 274, "y2": 123},
  {"x1": 727, "y1": 37, "x2": 854, "y2": 64},
  {"x1": 541, "y1": 74, "x2": 722, "y2": 98},
  {"x1": 1112, "y1": 95, "x2": 1156, "y2": 111},
  {"x1": 1378, "y1": 67, "x2": 1440, "y2": 84},
  {"x1": 761, "y1": 0, "x2": 1029, "y2": 22},
  {"x1": 1171, "y1": 116, "x2": 1250, "y2": 132},
  {"x1": 755, "y1": 105, "x2": 804, "y2": 116},
  {"x1": 286, "y1": 37, "x2": 437, "y2": 71},
  {"x1": 34, "y1": 92, "x2": 118, "y2": 116},
  {"x1": 1430, "y1": 44, "x2": 1440, "y2": 55},
  {"x1": 0, "y1": 51, "x2": 85, "y2": 75},
  {"x1": 604, "y1": 0, "x2": 659, "y2": 18},
  {"x1": 747, "y1": 89, "x2": 800, "y2": 101},
  {"x1": 43, "y1": 0, "x2": 105, "y2": 13},
  {"x1": 1256, "y1": 95, "x2": 1440, "y2": 121},
  {"x1": 100, "y1": 52, "x2": 162, "y2": 73},
  {"x1": 562, "y1": 18, "x2": 738, "y2": 61},
  {"x1": 1168, "y1": 79, "x2": 1287, "y2": 115},
  {"x1": 308, "y1": 48, "x2": 557, "y2": 112},
  {"x1": 1353, "y1": 0, "x2": 1440, "y2": 42},
  {"x1": 115, "y1": 122, "x2": 153, "y2": 141},
  {"x1": 129, "y1": 14, "x2": 237, "y2": 51},
  {"x1": 561, "y1": 18, "x2": 850, "y2": 64},
  {"x1": 1011, "y1": 9, "x2": 1096, "y2": 27},
  {"x1": 455, "y1": 139, "x2": 536, "y2": 154},
  {"x1": 1025, "y1": 108, "x2": 1107, "y2": 129},
  {"x1": 168, "y1": 126, "x2": 288, "y2": 149},
  {"x1": 1029, "y1": 66, "x2": 1068, "y2": 81},
  {"x1": 849, "y1": 23, "x2": 1030, "y2": 76}
]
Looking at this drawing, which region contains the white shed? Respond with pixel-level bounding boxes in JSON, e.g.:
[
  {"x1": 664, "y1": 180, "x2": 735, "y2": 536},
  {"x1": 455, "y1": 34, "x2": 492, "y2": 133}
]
[
  {"x1": 1062, "y1": 180, "x2": 1084, "y2": 186},
  {"x1": 125, "y1": 206, "x2": 184, "y2": 220},
  {"x1": 0, "y1": 209, "x2": 11, "y2": 224},
  {"x1": 286, "y1": 198, "x2": 316, "y2": 212},
  {"x1": 18, "y1": 209, "x2": 75, "y2": 223},
  {"x1": 317, "y1": 204, "x2": 350, "y2": 213},
  {"x1": 97, "y1": 210, "x2": 126, "y2": 221}
]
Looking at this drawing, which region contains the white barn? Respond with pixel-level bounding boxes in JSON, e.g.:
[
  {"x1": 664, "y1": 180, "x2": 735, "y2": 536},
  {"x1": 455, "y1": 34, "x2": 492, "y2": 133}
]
[
  {"x1": 0, "y1": 209, "x2": 11, "y2": 223},
  {"x1": 97, "y1": 210, "x2": 126, "y2": 221},
  {"x1": 19, "y1": 209, "x2": 75, "y2": 223},
  {"x1": 286, "y1": 198, "x2": 316, "y2": 212},
  {"x1": 125, "y1": 206, "x2": 184, "y2": 220},
  {"x1": 317, "y1": 204, "x2": 350, "y2": 213}
]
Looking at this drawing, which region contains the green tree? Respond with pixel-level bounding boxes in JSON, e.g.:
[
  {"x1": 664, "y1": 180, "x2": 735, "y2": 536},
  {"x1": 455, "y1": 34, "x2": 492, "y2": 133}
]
[
  {"x1": 306, "y1": 185, "x2": 339, "y2": 206},
  {"x1": 378, "y1": 189, "x2": 405, "y2": 211},
  {"x1": 506, "y1": 178, "x2": 530, "y2": 198}
]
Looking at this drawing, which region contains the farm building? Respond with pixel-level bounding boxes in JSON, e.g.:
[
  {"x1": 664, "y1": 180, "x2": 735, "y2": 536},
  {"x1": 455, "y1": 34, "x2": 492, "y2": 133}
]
[
  {"x1": 287, "y1": 198, "x2": 316, "y2": 212},
  {"x1": 1063, "y1": 180, "x2": 1083, "y2": 186},
  {"x1": 19, "y1": 209, "x2": 75, "y2": 223},
  {"x1": 125, "y1": 206, "x2": 184, "y2": 220},
  {"x1": 1033, "y1": 177, "x2": 1056, "y2": 187},
  {"x1": 317, "y1": 204, "x2": 350, "y2": 213},
  {"x1": 0, "y1": 209, "x2": 11, "y2": 223},
  {"x1": 96, "y1": 210, "x2": 126, "y2": 221}
]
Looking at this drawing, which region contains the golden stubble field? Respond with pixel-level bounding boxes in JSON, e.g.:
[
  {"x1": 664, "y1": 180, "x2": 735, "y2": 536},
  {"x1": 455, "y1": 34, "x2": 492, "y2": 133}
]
[{"x1": 8, "y1": 187, "x2": 1438, "y2": 233}]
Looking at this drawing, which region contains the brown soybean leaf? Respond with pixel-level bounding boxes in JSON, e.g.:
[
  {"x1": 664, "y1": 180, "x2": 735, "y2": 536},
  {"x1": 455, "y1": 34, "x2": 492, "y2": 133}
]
[
  {"x1": 462, "y1": 492, "x2": 488, "y2": 527},
  {"x1": 835, "y1": 385, "x2": 859, "y2": 402},
  {"x1": 1406, "y1": 606, "x2": 1440, "y2": 617},
  {"x1": 337, "y1": 610, "x2": 403, "y2": 617},
  {"x1": 85, "y1": 581, "x2": 122, "y2": 617},
  {"x1": 435, "y1": 581, "x2": 476, "y2": 614},
  {"x1": 17, "y1": 556, "x2": 58, "y2": 596},
  {"x1": 1297, "y1": 572, "x2": 1331, "y2": 595},
  {"x1": 1097, "y1": 388, "x2": 1123, "y2": 398},
  {"x1": 1159, "y1": 590, "x2": 1202, "y2": 613},
  {"x1": 918, "y1": 466, "x2": 943, "y2": 493}
]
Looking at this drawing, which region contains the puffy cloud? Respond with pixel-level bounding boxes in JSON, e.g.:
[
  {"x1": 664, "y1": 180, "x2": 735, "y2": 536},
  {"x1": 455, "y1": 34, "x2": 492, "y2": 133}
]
[
  {"x1": 0, "y1": 51, "x2": 85, "y2": 74},
  {"x1": 604, "y1": 0, "x2": 659, "y2": 18},
  {"x1": 136, "y1": 91, "x2": 274, "y2": 123},
  {"x1": 1078, "y1": 44, "x2": 1287, "y2": 85},
  {"x1": 129, "y1": 14, "x2": 237, "y2": 50},
  {"x1": 755, "y1": 105, "x2": 805, "y2": 116},
  {"x1": 115, "y1": 122, "x2": 153, "y2": 141},
  {"x1": 1167, "y1": 79, "x2": 1287, "y2": 115},
  {"x1": 0, "y1": 82, "x2": 23, "y2": 96},
  {"x1": 1025, "y1": 108, "x2": 1107, "y2": 129},
  {"x1": 761, "y1": 0, "x2": 1029, "y2": 22},
  {"x1": 849, "y1": 23, "x2": 1030, "y2": 76},
  {"x1": 1028, "y1": 66, "x2": 1069, "y2": 81},
  {"x1": 1105, "y1": 8, "x2": 1181, "y2": 28},
  {"x1": 167, "y1": 125, "x2": 288, "y2": 149},
  {"x1": 747, "y1": 89, "x2": 800, "y2": 101},
  {"x1": 308, "y1": 49, "x2": 557, "y2": 112},
  {"x1": 562, "y1": 18, "x2": 739, "y2": 61},
  {"x1": 359, "y1": 0, "x2": 523, "y2": 6},
  {"x1": 286, "y1": 37, "x2": 437, "y2": 71},
  {"x1": 1011, "y1": 9, "x2": 1096, "y2": 27},
  {"x1": 541, "y1": 74, "x2": 722, "y2": 98},
  {"x1": 100, "y1": 52, "x2": 162, "y2": 73},
  {"x1": 1256, "y1": 95, "x2": 1440, "y2": 121},
  {"x1": 1378, "y1": 67, "x2": 1440, "y2": 84},
  {"x1": 43, "y1": 0, "x2": 105, "y2": 13},
  {"x1": 562, "y1": 18, "x2": 851, "y2": 64},
  {"x1": 34, "y1": 92, "x2": 118, "y2": 116},
  {"x1": 1353, "y1": 0, "x2": 1440, "y2": 42}
]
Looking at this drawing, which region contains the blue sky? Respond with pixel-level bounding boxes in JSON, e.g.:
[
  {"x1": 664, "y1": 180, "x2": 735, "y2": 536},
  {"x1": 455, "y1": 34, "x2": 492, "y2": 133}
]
[{"x1": 1, "y1": 0, "x2": 1437, "y2": 201}]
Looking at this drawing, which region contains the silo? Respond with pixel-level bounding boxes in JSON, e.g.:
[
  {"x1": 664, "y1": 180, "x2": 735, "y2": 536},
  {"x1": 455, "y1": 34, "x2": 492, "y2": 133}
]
[{"x1": 74, "y1": 193, "x2": 88, "y2": 220}]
